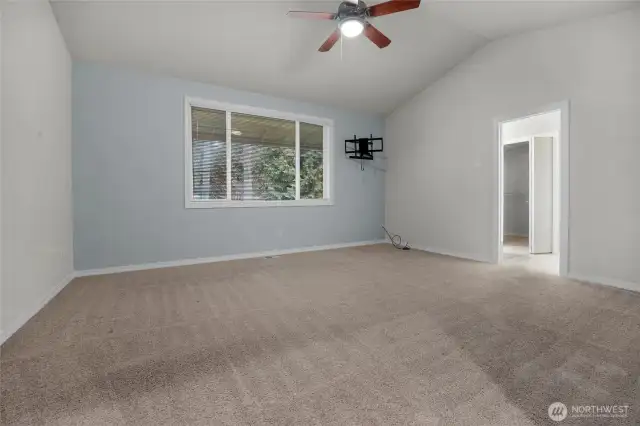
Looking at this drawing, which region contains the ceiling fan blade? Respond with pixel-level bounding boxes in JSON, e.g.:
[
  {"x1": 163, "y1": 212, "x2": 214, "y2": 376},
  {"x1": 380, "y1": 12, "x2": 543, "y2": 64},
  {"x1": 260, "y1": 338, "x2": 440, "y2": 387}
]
[
  {"x1": 364, "y1": 23, "x2": 391, "y2": 49},
  {"x1": 287, "y1": 11, "x2": 337, "y2": 20},
  {"x1": 318, "y1": 29, "x2": 341, "y2": 52},
  {"x1": 367, "y1": 0, "x2": 420, "y2": 17}
]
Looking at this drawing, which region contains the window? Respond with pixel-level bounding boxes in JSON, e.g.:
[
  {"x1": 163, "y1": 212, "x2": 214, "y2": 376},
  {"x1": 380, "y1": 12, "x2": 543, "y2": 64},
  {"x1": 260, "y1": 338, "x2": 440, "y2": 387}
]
[{"x1": 185, "y1": 98, "x2": 332, "y2": 208}]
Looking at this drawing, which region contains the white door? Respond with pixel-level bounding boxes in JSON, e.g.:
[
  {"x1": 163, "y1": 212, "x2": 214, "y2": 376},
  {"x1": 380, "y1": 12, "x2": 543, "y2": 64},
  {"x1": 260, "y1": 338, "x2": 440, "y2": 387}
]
[{"x1": 530, "y1": 136, "x2": 554, "y2": 254}]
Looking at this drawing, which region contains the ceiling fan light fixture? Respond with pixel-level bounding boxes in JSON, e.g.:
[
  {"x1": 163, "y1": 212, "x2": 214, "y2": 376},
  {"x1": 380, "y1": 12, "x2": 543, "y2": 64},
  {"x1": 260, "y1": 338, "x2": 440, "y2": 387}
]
[
  {"x1": 339, "y1": 19, "x2": 364, "y2": 38},
  {"x1": 288, "y1": 0, "x2": 421, "y2": 52}
]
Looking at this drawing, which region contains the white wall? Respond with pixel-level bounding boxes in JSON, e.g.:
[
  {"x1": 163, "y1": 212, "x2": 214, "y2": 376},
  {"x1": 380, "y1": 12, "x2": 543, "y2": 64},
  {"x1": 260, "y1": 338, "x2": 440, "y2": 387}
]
[
  {"x1": 1, "y1": 1, "x2": 74, "y2": 343},
  {"x1": 502, "y1": 110, "x2": 560, "y2": 143},
  {"x1": 503, "y1": 143, "x2": 529, "y2": 237},
  {"x1": 385, "y1": 8, "x2": 640, "y2": 287}
]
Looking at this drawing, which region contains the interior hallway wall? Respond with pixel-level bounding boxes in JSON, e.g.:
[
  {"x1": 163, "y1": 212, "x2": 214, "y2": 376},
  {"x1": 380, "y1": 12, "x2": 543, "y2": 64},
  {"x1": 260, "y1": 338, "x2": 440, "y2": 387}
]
[
  {"x1": 502, "y1": 111, "x2": 561, "y2": 253},
  {"x1": 503, "y1": 143, "x2": 529, "y2": 238}
]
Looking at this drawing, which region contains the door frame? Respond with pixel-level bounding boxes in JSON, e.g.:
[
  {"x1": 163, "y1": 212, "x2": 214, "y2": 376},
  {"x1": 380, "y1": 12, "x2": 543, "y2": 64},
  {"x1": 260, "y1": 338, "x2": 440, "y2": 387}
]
[
  {"x1": 529, "y1": 135, "x2": 555, "y2": 255},
  {"x1": 493, "y1": 101, "x2": 570, "y2": 277}
]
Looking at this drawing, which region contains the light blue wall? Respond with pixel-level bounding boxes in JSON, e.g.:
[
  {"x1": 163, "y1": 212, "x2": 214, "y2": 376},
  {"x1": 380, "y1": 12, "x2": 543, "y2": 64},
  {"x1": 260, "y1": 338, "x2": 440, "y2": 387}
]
[{"x1": 73, "y1": 62, "x2": 385, "y2": 270}]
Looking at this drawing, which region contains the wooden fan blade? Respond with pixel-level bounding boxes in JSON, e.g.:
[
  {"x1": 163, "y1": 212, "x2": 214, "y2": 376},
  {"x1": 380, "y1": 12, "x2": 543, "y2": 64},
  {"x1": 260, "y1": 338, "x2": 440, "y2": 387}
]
[
  {"x1": 364, "y1": 23, "x2": 391, "y2": 49},
  {"x1": 367, "y1": 0, "x2": 420, "y2": 17},
  {"x1": 319, "y1": 29, "x2": 341, "y2": 52},
  {"x1": 287, "y1": 11, "x2": 336, "y2": 20}
]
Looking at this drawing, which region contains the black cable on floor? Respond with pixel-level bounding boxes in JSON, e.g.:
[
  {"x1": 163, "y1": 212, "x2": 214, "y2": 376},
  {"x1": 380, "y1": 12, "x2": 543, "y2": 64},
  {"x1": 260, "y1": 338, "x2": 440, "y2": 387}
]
[{"x1": 382, "y1": 225, "x2": 411, "y2": 250}]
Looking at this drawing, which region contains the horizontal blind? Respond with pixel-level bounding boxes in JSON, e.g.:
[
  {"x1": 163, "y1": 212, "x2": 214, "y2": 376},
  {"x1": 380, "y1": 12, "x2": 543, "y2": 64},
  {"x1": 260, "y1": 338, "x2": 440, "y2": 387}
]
[
  {"x1": 231, "y1": 112, "x2": 295, "y2": 201},
  {"x1": 192, "y1": 107, "x2": 227, "y2": 200},
  {"x1": 300, "y1": 122, "x2": 324, "y2": 199}
]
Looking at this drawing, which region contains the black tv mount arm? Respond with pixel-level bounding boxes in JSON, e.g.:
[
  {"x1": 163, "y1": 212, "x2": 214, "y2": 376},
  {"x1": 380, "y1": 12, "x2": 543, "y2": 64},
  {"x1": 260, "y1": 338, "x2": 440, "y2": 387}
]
[{"x1": 345, "y1": 134, "x2": 384, "y2": 170}]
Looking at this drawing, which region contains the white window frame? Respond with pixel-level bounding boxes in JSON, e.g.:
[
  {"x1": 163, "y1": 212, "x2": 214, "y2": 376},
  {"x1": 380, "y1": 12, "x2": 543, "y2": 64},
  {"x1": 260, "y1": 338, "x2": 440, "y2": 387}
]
[{"x1": 185, "y1": 96, "x2": 334, "y2": 209}]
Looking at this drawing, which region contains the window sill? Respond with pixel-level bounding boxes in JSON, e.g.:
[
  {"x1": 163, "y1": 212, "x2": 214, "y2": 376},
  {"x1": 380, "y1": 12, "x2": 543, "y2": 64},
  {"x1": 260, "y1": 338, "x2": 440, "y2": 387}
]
[{"x1": 185, "y1": 199, "x2": 333, "y2": 209}]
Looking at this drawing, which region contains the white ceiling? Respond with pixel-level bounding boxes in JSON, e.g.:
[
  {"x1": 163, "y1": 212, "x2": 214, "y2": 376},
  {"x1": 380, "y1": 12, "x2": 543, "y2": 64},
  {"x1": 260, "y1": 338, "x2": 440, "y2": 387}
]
[{"x1": 51, "y1": 0, "x2": 637, "y2": 114}]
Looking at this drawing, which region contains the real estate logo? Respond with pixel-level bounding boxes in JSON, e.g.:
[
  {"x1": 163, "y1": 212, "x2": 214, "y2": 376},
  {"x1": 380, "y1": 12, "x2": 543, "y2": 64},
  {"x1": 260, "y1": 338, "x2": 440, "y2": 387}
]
[
  {"x1": 548, "y1": 402, "x2": 568, "y2": 422},
  {"x1": 548, "y1": 402, "x2": 630, "y2": 422}
]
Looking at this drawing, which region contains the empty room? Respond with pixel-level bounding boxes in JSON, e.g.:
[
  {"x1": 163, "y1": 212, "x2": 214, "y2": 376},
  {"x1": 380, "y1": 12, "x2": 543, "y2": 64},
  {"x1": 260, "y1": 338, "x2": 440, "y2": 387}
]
[{"x1": 1, "y1": 1, "x2": 639, "y2": 425}]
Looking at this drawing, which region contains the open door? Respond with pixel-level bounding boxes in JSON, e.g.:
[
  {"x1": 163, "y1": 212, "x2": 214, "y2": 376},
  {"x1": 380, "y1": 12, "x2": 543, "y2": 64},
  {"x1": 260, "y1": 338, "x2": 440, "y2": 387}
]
[{"x1": 530, "y1": 136, "x2": 553, "y2": 254}]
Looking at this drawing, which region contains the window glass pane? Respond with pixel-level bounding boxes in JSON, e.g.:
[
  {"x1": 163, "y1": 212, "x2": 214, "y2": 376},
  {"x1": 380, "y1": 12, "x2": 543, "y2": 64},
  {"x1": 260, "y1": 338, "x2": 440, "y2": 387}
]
[
  {"x1": 300, "y1": 122, "x2": 324, "y2": 199},
  {"x1": 230, "y1": 113, "x2": 295, "y2": 200},
  {"x1": 192, "y1": 107, "x2": 227, "y2": 200}
]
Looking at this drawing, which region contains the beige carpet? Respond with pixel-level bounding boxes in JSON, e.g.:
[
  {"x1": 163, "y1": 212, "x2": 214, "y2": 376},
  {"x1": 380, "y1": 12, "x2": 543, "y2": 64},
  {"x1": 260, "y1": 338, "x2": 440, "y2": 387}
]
[
  {"x1": 1, "y1": 245, "x2": 639, "y2": 425},
  {"x1": 502, "y1": 236, "x2": 559, "y2": 275}
]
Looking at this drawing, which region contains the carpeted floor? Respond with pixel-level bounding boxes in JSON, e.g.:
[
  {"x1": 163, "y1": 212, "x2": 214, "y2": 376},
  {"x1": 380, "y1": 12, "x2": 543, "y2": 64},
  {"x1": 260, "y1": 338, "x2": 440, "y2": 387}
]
[
  {"x1": 502, "y1": 236, "x2": 559, "y2": 275},
  {"x1": 1, "y1": 244, "x2": 639, "y2": 425}
]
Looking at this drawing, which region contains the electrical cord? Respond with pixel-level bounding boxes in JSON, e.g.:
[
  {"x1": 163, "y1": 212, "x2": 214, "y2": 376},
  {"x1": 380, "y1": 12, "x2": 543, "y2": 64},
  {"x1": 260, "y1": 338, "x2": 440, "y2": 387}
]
[{"x1": 382, "y1": 225, "x2": 411, "y2": 250}]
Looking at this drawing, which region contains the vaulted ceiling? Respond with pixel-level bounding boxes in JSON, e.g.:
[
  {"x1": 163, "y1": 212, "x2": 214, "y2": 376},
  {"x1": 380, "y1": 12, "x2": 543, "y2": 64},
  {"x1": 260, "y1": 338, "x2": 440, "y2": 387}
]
[{"x1": 51, "y1": 0, "x2": 636, "y2": 114}]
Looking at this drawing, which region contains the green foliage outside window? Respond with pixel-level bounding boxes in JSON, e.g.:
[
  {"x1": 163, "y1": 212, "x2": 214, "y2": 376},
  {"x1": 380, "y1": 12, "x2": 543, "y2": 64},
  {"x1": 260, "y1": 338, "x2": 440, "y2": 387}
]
[
  {"x1": 247, "y1": 147, "x2": 296, "y2": 200},
  {"x1": 300, "y1": 150, "x2": 323, "y2": 199},
  {"x1": 249, "y1": 147, "x2": 324, "y2": 200}
]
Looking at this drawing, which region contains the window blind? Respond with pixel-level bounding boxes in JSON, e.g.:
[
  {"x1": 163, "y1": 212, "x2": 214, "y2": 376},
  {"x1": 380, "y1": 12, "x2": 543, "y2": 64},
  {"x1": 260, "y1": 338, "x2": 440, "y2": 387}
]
[
  {"x1": 191, "y1": 107, "x2": 226, "y2": 200},
  {"x1": 300, "y1": 122, "x2": 324, "y2": 200}
]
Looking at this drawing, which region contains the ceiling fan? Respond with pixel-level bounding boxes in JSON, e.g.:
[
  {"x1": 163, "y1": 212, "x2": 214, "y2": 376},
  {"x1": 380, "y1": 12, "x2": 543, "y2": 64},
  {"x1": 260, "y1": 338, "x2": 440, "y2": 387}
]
[{"x1": 287, "y1": 0, "x2": 421, "y2": 52}]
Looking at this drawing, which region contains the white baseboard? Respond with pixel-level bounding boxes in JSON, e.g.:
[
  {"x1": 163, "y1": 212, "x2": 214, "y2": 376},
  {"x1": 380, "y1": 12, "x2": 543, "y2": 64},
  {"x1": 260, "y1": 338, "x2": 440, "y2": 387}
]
[
  {"x1": 568, "y1": 273, "x2": 640, "y2": 294},
  {"x1": 0, "y1": 271, "x2": 75, "y2": 346},
  {"x1": 407, "y1": 244, "x2": 491, "y2": 263},
  {"x1": 75, "y1": 240, "x2": 386, "y2": 278}
]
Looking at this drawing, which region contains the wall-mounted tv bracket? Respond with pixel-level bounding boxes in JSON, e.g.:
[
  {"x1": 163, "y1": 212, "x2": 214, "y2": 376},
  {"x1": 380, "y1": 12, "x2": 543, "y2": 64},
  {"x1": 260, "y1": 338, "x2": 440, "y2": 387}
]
[{"x1": 345, "y1": 134, "x2": 384, "y2": 170}]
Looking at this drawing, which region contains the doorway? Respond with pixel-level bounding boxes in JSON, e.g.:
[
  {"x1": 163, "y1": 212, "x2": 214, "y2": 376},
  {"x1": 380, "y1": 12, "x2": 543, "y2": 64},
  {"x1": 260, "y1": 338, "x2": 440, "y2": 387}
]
[
  {"x1": 502, "y1": 137, "x2": 557, "y2": 274},
  {"x1": 495, "y1": 103, "x2": 570, "y2": 276}
]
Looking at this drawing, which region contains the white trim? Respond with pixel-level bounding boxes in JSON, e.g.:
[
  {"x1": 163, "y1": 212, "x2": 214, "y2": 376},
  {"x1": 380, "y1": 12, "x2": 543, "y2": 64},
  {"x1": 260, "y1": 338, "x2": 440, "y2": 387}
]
[
  {"x1": 184, "y1": 97, "x2": 195, "y2": 209},
  {"x1": 0, "y1": 272, "x2": 75, "y2": 345},
  {"x1": 559, "y1": 102, "x2": 570, "y2": 273},
  {"x1": 184, "y1": 96, "x2": 334, "y2": 209},
  {"x1": 75, "y1": 240, "x2": 386, "y2": 277},
  {"x1": 295, "y1": 121, "x2": 301, "y2": 200},
  {"x1": 186, "y1": 97, "x2": 333, "y2": 128},
  {"x1": 494, "y1": 100, "x2": 570, "y2": 277},
  {"x1": 406, "y1": 244, "x2": 490, "y2": 264},
  {"x1": 187, "y1": 198, "x2": 333, "y2": 209},
  {"x1": 225, "y1": 110, "x2": 232, "y2": 200},
  {"x1": 529, "y1": 138, "x2": 534, "y2": 253},
  {"x1": 569, "y1": 273, "x2": 640, "y2": 294},
  {"x1": 503, "y1": 132, "x2": 559, "y2": 146},
  {"x1": 324, "y1": 125, "x2": 334, "y2": 202}
]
